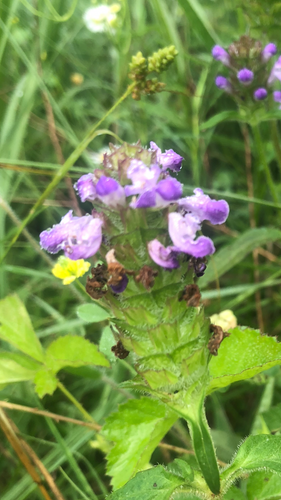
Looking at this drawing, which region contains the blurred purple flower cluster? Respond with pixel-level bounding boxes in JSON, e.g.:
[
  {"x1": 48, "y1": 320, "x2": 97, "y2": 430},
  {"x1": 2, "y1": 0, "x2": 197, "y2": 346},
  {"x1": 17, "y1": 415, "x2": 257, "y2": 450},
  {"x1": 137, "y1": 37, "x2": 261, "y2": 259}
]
[
  {"x1": 40, "y1": 142, "x2": 229, "y2": 278},
  {"x1": 212, "y1": 37, "x2": 281, "y2": 107}
]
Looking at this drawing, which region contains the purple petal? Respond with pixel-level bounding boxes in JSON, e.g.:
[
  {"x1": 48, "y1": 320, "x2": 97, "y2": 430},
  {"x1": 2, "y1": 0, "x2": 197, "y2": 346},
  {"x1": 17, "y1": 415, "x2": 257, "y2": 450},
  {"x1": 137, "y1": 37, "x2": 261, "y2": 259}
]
[
  {"x1": 110, "y1": 274, "x2": 128, "y2": 293},
  {"x1": 168, "y1": 212, "x2": 200, "y2": 249},
  {"x1": 160, "y1": 150, "x2": 184, "y2": 172},
  {"x1": 40, "y1": 211, "x2": 103, "y2": 260},
  {"x1": 74, "y1": 173, "x2": 97, "y2": 202},
  {"x1": 126, "y1": 160, "x2": 160, "y2": 194},
  {"x1": 254, "y1": 88, "x2": 268, "y2": 101},
  {"x1": 131, "y1": 189, "x2": 156, "y2": 208},
  {"x1": 178, "y1": 236, "x2": 215, "y2": 258},
  {"x1": 156, "y1": 177, "x2": 183, "y2": 203},
  {"x1": 148, "y1": 239, "x2": 179, "y2": 269},
  {"x1": 215, "y1": 76, "x2": 232, "y2": 93},
  {"x1": 237, "y1": 68, "x2": 254, "y2": 85},
  {"x1": 96, "y1": 176, "x2": 125, "y2": 208},
  {"x1": 262, "y1": 43, "x2": 277, "y2": 62},
  {"x1": 178, "y1": 188, "x2": 229, "y2": 225},
  {"x1": 268, "y1": 56, "x2": 281, "y2": 84},
  {"x1": 273, "y1": 90, "x2": 281, "y2": 103},
  {"x1": 212, "y1": 46, "x2": 230, "y2": 66}
]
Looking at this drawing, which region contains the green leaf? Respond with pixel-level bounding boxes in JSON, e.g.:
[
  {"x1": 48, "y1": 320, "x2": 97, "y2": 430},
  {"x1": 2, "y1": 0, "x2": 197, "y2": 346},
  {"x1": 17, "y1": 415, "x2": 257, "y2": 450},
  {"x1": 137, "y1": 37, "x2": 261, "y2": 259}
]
[
  {"x1": 107, "y1": 465, "x2": 184, "y2": 499},
  {"x1": 262, "y1": 403, "x2": 281, "y2": 433},
  {"x1": 221, "y1": 435, "x2": 281, "y2": 487},
  {"x1": 167, "y1": 459, "x2": 194, "y2": 482},
  {"x1": 76, "y1": 303, "x2": 110, "y2": 323},
  {"x1": 247, "y1": 471, "x2": 281, "y2": 500},
  {"x1": 200, "y1": 228, "x2": 281, "y2": 288},
  {"x1": 102, "y1": 397, "x2": 178, "y2": 490},
  {"x1": 99, "y1": 326, "x2": 117, "y2": 363},
  {"x1": 34, "y1": 367, "x2": 58, "y2": 398},
  {"x1": 177, "y1": 0, "x2": 220, "y2": 48},
  {"x1": 0, "y1": 294, "x2": 44, "y2": 361},
  {"x1": 0, "y1": 352, "x2": 39, "y2": 384},
  {"x1": 200, "y1": 111, "x2": 244, "y2": 131},
  {"x1": 208, "y1": 327, "x2": 281, "y2": 393},
  {"x1": 45, "y1": 335, "x2": 110, "y2": 373}
]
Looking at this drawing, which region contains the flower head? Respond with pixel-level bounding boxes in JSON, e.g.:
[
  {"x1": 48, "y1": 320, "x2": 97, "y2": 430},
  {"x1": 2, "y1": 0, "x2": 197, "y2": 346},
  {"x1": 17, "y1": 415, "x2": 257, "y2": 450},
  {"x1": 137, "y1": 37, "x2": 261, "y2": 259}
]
[
  {"x1": 83, "y1": 4, "x2": 120, "y2": 33},
  {"x1": 237, "y1": 68, "x2": 254, "y2": 85},
  {"x1": 254, "y1": 88, "x2": 268, "y2": 100},
  {"x1": 52, "y1": 256, "x2": 91, "y2": 285},
  {"x1": 262, "y1": 43, "x2": 277, "y2": 62},
  {"x1": 212, "y1": 45, "x2": 230, "y2": 66},
  {"x1": 178, "y1": 188, "x2": 229, "y2": 225},
  {"x1": 168, "y1": 212, "x2": 215, "y2": 258},
  {"x1": 74, "y1": 173, "x2": 97, "y2": 202},
  {"x1": 40, "y1": 211, "x2": 103, "y2": 260},
  {"x1": 215, "y1": 76, "x2": 232, "y2": 93},
  {"x1": 150, "y1": 142, "x2": 183, "y2": 172},
  {"x1": 148, "y1": 239, "x2": 179, "y2": 269}
]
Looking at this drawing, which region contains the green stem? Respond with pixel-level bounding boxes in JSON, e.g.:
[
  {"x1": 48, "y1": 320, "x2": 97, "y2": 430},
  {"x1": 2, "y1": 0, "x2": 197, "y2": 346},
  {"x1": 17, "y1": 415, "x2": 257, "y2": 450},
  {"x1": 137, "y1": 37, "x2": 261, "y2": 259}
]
[
  {"x1": 57, "y1": 381, "x2": 97, "y2": 425},
  {"x1": 271, "y1": 121, "x2": 281, "y2": 176},
  {"x1": 0, "y1": 82, "x2": 136, "y2": 263},
  {"x1": 251, "y1": 121, "x2": 279, "y2": 204}
]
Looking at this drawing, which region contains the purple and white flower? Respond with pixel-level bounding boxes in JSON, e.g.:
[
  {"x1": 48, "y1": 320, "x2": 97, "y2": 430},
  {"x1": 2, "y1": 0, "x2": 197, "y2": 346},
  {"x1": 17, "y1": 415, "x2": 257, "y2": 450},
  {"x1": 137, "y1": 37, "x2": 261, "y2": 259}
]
[
  {"x1": 125, "y1": 160, "x2": 160, "y2": 196},
  {"x1": 273, "y1": 91, "x2": 281, "y2": 109},
  {"x1": 150, "y1": 142, "x2": 184, "y2": 172},
  {"x1": 237, "y1": 68, "x2": 254, "y2": 85},
  {"x1": 96, "y1": 175, "x2": 125, "y2": 208},
  {"x1": 215, "y1": 76, "x2": 232, "y2": 93},
  {"x1": 262, "y1": 43, "x2": 277, "y2": 63},
  {"x1": 168, "y1": 212, "x2": 215, "y2": 258},
  {"x1": 254, "y1": 88, "x2": 268, "y2": 101},
  {"x1": 212, "y1": 46, "x2": 230, "y2": 67},
  {"x1": 40, "y1": 211, "x2": 103, "y2": 260},
  {"x1": 268, "y1": 56, "x2": 281, "y2": 84},
  {"x1": 155, "y1": 177, "x2": 183, "y2": 206},
  {"x1": 178, "y1": 188, "x2": 229, "y2": 225},
  {"x1": 74, "y1": 173, "x2": 97, "y2": 202},
  {"x1": 148, "y1": 239, "x2": 179, "y2": 269}
]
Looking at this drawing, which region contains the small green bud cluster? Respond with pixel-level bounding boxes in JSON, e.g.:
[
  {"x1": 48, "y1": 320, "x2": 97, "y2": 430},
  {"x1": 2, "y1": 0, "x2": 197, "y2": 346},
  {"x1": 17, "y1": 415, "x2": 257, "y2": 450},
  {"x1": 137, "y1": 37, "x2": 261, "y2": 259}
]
[{"x1": 128, "y1": 45, "x2": 178, "y2": 100}]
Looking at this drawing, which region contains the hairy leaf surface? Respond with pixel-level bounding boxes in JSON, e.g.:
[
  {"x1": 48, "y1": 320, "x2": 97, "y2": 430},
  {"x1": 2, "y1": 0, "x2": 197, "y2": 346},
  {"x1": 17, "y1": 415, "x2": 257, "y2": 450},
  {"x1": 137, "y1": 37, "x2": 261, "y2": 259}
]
[{"x1": 247, "y1": 471, "x2": 281, "y2": 500}]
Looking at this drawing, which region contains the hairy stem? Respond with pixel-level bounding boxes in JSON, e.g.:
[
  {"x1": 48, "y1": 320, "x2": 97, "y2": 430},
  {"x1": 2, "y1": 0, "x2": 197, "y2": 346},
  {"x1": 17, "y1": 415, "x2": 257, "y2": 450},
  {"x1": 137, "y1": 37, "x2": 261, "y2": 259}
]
[{"x1": 57, "y1": 381, "x2": 98, "y2": 425}]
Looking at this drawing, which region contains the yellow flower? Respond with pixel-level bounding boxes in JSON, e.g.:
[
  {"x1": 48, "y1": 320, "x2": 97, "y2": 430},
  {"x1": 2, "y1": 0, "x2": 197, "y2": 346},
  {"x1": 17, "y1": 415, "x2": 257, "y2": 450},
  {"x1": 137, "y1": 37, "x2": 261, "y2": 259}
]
[
  {"x1": 210, "y1": 309, "x2": 237, "y2": 332},
  {"x1": 52, "y1": 256, "x2": 91, "y2": 285},
  {"x1": 70, "y1": 73, "x2": 84, "y2": 85}
]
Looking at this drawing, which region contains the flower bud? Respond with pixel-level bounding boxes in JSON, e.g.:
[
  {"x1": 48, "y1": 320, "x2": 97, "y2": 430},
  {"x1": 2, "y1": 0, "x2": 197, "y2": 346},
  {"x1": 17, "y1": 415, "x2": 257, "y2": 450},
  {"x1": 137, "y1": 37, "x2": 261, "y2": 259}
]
[
  {"x1": 262, "y1": 43, "x2": 277, "y2": 62},
  {"x1": 253, "y1": 88, "x2": 268, "y2": 100},
  {"x1": 212, "y1": 45, "x2": 230, "y2": 66},
  {"x1": 237, "y1": 68, "x2": 254, "y2": 85},
  {"x1": 215, "y1": 76, "x2": 232, "y2": 93}
]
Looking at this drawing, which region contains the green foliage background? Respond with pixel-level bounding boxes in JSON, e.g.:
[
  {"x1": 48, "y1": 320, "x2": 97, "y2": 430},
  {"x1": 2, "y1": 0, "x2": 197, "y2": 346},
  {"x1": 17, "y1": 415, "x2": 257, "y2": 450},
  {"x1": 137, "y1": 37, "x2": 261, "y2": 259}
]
[{"x1": 1, "y1": 0, "x2": 281, "y2": 498}]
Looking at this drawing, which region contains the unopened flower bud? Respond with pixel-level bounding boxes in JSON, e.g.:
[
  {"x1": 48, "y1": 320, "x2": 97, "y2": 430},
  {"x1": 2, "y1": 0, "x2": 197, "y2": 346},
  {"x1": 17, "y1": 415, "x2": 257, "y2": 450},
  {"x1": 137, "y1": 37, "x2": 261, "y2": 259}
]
[
  {"x1": 212, "y1": 45, "x2": 230, "y2": 66},
  {"x1": 254, "y1": 88, "x2": 268, "y2": 100},
  {"x1": 262, "y1": 43, "x2": 277, "y2": 62},
  {"x1": 237, "y1": 68, "x2": 254, "y2": 85},
  {"x1": 148, "y1": 45, "x2": 178, "y2": 73},
  {"x1": 215, "y1": 76, "x2": 232, "y2": 93}
]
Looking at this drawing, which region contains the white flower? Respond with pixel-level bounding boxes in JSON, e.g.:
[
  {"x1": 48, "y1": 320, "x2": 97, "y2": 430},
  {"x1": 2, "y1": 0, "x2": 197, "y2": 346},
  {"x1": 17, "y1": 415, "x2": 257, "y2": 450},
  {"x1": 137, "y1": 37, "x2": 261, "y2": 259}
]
[
  {"x1": 89, "y1": 147, "x2": 111, "y2": 164},
  {"x1": 210, "y1": 310, "x2": 237, "y2": 332},
  {"x1": 83, "y1": 4, "x2": 121, "y2": 33}
]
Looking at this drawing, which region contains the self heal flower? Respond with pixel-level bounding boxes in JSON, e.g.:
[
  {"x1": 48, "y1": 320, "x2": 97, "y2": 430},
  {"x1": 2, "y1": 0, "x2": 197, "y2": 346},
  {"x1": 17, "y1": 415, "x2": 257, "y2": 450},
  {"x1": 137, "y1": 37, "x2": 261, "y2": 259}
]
[
  {"x1": 268, "y1": 56, "x2": 281, "y2": 84},
  {"x1": 40, "y1": 211, "x2": 103, "y2": 260},
  {"x1": 74, "y1": 173, "x2": 97, "y2": 202},
  {"x1": 262, "y1": 43, "x2": 277, "y2": 62},
  {"x1": 150, "y1": 142, "x2": 183, "y2": 172},
  {"x1": 155, "y1": 177, "x2": 183, "y2": 205},
  {"x1": 215, "y1": 76, "x2": 232, "y2": 93},
  {"x1": 254, "y1": 88, "x2": 268, "y2": 100},
  {"x1": 212, "y1": 45, "x2": 230, "y2": 66},
  {"x1": 148, "y1": 239, "x2": 179, "y2": 269},
  {"x1": 96, "y1": 175, "x2": 125, "y2": 208},
  {"x1": 178, "y1": 188, "x2": 229, "y2": 225},
  {"x1": 168, "y1": 212, "x2": 215, "y2": 258},
  {"x1": 237, "y1": 68, "x2": 254, "y2": 85}
]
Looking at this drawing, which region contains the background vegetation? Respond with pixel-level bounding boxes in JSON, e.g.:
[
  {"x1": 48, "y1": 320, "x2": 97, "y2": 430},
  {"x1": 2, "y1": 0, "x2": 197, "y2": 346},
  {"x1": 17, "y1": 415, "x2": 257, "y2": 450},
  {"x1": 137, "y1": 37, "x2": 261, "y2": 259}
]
[{"x1": 1, "y1": 0, "x2": 281, "y2": 498}]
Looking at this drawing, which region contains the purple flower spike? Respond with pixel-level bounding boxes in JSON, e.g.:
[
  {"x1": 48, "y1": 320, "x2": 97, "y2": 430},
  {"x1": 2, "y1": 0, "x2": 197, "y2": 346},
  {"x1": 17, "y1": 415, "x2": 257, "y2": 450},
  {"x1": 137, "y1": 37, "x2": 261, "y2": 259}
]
[
  {"x1": 74, "y1": 173, "x2": 97, "y2": 202},
  {"x1": 168, "y1": 212, "x2": 215, "y2": 258},
  {"x1": 268, "y1": 56, "x2": 281, "y2": 84},
  {"x1": 254, "y1": 88, "x2": 268, "y2": 101},
  {"x1": 212, "y1": 45, "x2": 230, "y2": 66},
  {"x1": 215, "y1": 76, "x2": 232, "y2": 93},
  {"x1": 125, "y1": 160, "x2": 160, "y2": 196},
  {"x1": 178, "y1": 188, "x2": 229, "y2": 225},
  {"x1": 96, "y1": 175, "x2": 125, "y2": 208},
  {"x1": 273, "y1": 91, "x2": 281, "y2": 109},
  {"x1": 156, "y1": 177, "x2": 183, "y2": 205},
  {"x1": 110, "y1": 274, "x2": 128, "y2": 293},
  {"x1": 237, "y1": 68, "x2": 254, "y2": 85},
  {"x1": 148, "y1": 239, "x2": 179, "y2": 269},
  {"x1": 40, "y1": 211, "x2": 103, "y2": 260},
  {"x1": 150, "y1": 142, "x2": 184, "y2": 172},
  {"x1": 262, "y1": 43, "x2": 277, "y2": 62}
]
